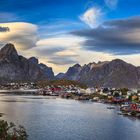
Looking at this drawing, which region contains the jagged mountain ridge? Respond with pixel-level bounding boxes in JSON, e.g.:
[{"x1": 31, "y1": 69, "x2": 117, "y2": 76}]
[
  {"x1": 0, "y1": 43, "x2": 139, "y2": 88},
  {"x1": 57, "y1": 59, "x2": 140, "y2": 88},
  {"x1": 0, "y1": 43, "x2": 54, "y2": 82}
]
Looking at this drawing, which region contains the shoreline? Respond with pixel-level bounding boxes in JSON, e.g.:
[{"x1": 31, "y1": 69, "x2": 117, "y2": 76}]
[{"x1": 0, "y1": 92, "x2": 140, "y2": 119}]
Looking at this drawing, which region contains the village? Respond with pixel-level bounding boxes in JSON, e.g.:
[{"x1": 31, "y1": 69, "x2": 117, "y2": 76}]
[{"x1": 0, "y1": 82, "x2": 140, "y2": 118}]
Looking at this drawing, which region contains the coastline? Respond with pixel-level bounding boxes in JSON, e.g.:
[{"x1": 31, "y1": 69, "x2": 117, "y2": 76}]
[{"x1": 0, "y1": 91, "x2": 140, "y2": 119}]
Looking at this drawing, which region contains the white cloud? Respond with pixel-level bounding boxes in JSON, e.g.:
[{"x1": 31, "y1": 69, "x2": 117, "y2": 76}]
[
  {"x1": 104, "y1": 0, "x2": 118, "y2": 9},
  {"x1": 56, "y1": 50, "x2": 78, "y2": 57},
  {"x1": 0, "y1": 22, "x2": 38, "y2": 50},
  {"x1": 36, "y1": 35, "x2": 85, "y2": 49},
  {"x1": 80, "y1": 7, "x2": 102, "y2": 28}
]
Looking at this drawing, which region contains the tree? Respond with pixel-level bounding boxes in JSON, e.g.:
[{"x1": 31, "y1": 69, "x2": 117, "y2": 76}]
[
  {"x1": 120, "y1": 88, "x2": 129, "y2": 95},
  {"x1": 113, "y1": 91, "x2": 120, "y2": 97},
  {"x1": 0, "y1": 120, "x2": 28, "y2": 140}
]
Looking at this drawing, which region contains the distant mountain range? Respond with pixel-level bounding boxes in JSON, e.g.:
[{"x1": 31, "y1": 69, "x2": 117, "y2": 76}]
[
  {"x1": 0, "y1": 43, "x2": 140, "y2": 88},
  {"x1": 56, "y1": 60, "x2": 140, "y2": 88}
]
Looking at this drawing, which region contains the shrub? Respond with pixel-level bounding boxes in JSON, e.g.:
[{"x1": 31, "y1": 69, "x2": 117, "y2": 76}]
[{"x1": 0, "y1": 120, "x2": 28, "y2": 140}]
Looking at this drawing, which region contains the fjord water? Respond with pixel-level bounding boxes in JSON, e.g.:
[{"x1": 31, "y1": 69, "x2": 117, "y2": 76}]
[{"x1": 0, "y1": 95, "x2": 140, "y2": 140}]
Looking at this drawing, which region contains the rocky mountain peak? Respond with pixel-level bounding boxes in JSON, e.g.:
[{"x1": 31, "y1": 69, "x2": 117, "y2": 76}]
[
  {"x1": 87, "y1": 62, "x2": 96, "y2": 69},
  {"x1": 28, "y1": 57, "x2": 39, "y2": 64},
  {"x1": 111, "y1": 59, "x2": 126, "y2": 64},
  {"x1": 0, "y1": 43, "x2": 19, "y2": 61},
  {"x1": 39, "y1": 63, "x2": 54, "y2": 80},
  {"x1": 73, "y1": 63, "x2": 81, "y2": 68},
  {"x1": 0, "y1": 43, "x2": 55, "y2": 82}
]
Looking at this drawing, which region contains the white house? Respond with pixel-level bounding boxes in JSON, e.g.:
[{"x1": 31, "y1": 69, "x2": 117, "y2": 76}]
[
  {"x1": 79, "y1": 88, "x2": 86, "y2": 94},
  {"x1": 85, "y1": 88, "x2": 96, "y2": 94},
  {"x1": 127, "y1": 90, "x2": 136, "y2": 96}
]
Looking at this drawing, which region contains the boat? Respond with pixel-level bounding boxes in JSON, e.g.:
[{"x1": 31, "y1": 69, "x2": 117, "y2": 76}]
[
  {"x1": 107, "y1": 106, "x2": 115, "y2": 109},
  {"x1": 89, "y1": 99, "x2": 94, "y2": 102},
  {"x1": 117, "y1": 112, "x2": 123, "y2": 115},
  {"x1": 121, "y1": 112, "x2": 130, "y2": 116},
  {"x1": 136, "y1": 113, "x2": 140, "y2": 117}
]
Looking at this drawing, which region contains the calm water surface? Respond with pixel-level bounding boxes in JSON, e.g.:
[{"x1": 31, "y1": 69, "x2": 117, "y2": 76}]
[{"x1": 0, "y1": 94, "x2": 140, "y2": 140}]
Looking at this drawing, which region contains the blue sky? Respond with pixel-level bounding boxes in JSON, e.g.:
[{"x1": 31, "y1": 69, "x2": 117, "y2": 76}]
[
  {"x1": 0, "y1": 0, "x2": 140, "y2": 73},
  {"x1": 0, "y1": 0, "x2": 140, "y2": 23}
]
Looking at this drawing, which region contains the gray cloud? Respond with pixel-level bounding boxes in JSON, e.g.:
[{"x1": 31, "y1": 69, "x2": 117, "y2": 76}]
[
  {"x1": 35, "y1": 47, "x2": 65, "y2": 56},
  {"x1": 104, "y1": 16, "x2": 140, "y2": 29},
  {"x1": 48, "y1": 56, "x2": 78, "y2": 65},
  {"x1": 0, "y1": 26, "x2": 9, "y2": 32},
  {"x1": 72, "y1": 16, "x2": 140, "y2": 55},
  {"x1": 30, "y1": 47, "x2": 78, "y2": 65}
]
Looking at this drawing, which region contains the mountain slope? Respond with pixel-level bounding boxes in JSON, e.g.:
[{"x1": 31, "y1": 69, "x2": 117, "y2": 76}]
[
  {"x1": 63, "y1": 64, "x2": 82, "y2": 81},
  {"x1": 55, "y1": 73, "x2": 65, "y2": 79},
  {"x1": 0, "y1": 43, "x2": 54, "y2": 82},
  {"x1": 60, "y1": 59, "x2": 140, "y2": 88}
]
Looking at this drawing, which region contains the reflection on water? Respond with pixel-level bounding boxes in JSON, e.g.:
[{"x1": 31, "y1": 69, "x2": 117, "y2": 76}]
[{"x1": 0, "y1": 94, "x2": 140, "y2": 140}]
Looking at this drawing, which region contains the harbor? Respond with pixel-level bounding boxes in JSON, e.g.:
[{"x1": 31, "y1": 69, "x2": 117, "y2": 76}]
[
  {"x1": 0, "y1": 82, "x2": 140, "y2": 119},
  {"x1": 0, "y1": 94, "x2": 140, "y2": 140}
]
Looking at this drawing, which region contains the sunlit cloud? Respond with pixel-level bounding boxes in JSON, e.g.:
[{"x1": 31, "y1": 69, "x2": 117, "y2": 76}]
[
  {"x1": 80, "y1": 7, "x2": 103, "y2": 28},
  {"x1": 36, "y1": 35, "x2": 84, "y2": 48},
  {"x1": 28, "y1": 46, "x2": 65, "y2": 57},
  {"x1": 0, "y1": 22, "x2": 38, "y2": 50},
  {"x1": 47, "y1": 56, "x2": 78, "y2": 65},
  {"x1": 35, "y1": 35, "x2": 82, "y2": 65},
  {"x1": 56, "y1": 50, "x2": 78, "y2": 57}
]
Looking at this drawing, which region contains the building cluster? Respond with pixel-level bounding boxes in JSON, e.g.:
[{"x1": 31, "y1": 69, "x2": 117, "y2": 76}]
[
  {"x1": 0, "y1": 82, "x2": 140, "y2": 118},
  {"x1": 0, "y1": 82, "x2": 37, "y2": 90},
  {"x1": 0, "y1": 82, "x2": 140, "y2": 103},
  {"x1": 39, "y1": 85, "x2": 140, "y2": 102}
]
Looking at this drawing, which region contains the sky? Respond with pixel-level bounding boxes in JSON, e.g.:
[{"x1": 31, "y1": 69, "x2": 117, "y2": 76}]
[{"x1": 0, "y1": 0, "x2": 140, "y2": 74}]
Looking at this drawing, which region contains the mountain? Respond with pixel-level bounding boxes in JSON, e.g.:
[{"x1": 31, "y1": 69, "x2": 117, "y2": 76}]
[
  {"x1": 28, "y1": 57, "x2": 55, "y2": 81},
  {"x1": 38, "y1": 63, "x2": 54, "y2": 80},
  {"x1": 63, "y1": 64, "x2": 82, "y2": 81},
  {"x1": 60, "y1": 59, "x2": 140, "y2": 88},
  {"x1": 55, "y1": 73, "x2": 65, "y2": 79},
  {"x1": 0, "y1": 43, "x2": 54, "y2": 82}
]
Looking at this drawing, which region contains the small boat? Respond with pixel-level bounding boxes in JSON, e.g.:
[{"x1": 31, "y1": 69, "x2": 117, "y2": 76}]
[
  {"x1": 89, "y1": 99, "x2": 93, "y2": 102},
  {"x1": 121, "y1": 104, "x2": 129, "y2": 108},
  {"x1": 122, "y1": 112, "x2": 129, "y2": 116},
  {"x1": 107, "y1": 106, "x2": 115, "y2": 109},
  {"x1": 117, "y1": 112, "x2": 123, "y2": 115},
  {"x1": 127, "y1": 112, "x2": 132, "y2": 116},
  {"x1": 136, "y1": 113, "x2": 140, "y2": 117}
]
